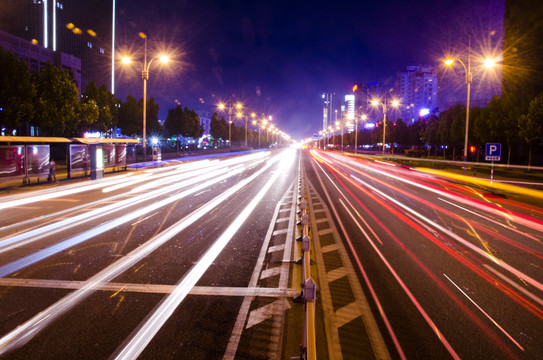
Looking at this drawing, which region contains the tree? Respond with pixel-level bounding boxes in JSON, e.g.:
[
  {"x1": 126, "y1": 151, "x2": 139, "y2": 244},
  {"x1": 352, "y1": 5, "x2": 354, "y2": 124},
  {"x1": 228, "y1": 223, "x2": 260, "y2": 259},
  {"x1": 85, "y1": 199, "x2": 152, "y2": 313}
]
[
  {"x1": 81, "y1": 81, "x2": 118, "y2": 135},
  {"x1": 210, "y1": 113, "x2": 228, "y2": 144},
  {"x1": 143, "y1": 97, "x2": 162, "y2": 135},
  {"x1": 518, "y1": 92, "x2": 543, "y2": 166},
  {"x1": 77, "y1": 99, "x2": 100, "y2": 134},
  {"x1": 118, "y1": 95, "x2": 141, "y2": 136},
  {"x1": 0, "y1": 46, "x2": 35, "y2": 133},
  {"x1": 33, "y1": 63, "x2": 80, "y2": 136},
  {"x1": 164, "y1": 105, "x2": 183, "y2": 137}
]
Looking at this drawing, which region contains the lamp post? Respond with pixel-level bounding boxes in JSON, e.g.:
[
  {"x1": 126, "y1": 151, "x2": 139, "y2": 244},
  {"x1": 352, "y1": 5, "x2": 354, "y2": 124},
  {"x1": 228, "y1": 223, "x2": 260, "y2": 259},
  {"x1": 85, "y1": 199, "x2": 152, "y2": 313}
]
[
  {"x1": 219, "y1": 102, "x2": 242, "y2": 149},
  {"x1": 371, "y1": 98, "x2": 399, "y2": 156},
  {"x1": 247, "y1": 113, "x2": 255, "y2": 147},
  {"x1": 445, "y1": 37, "x2": 499, "y2": 173},
  {"x1": 355, "y1": 114, "x2": 367, "y2": 155},
  {"x1": 445, "y1": 37, "x2": 472, "y2": 174},
  {"x1": 122, "y1": 33, "x2": 169, "y2": 162}
]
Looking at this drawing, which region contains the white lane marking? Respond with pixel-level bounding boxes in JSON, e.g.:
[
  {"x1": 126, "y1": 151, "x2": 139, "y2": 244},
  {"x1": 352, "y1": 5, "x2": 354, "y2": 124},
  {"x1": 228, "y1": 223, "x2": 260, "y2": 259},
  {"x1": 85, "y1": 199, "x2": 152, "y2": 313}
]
[
  {"x1": 0, "y1": 153, "x2": 279, "y2": 355},
  {"x1": 223, "y1": 180, "x2": 295, "y2": 360},
  {"x1": 268, "y1": 244, "x2": 285, "y2": 253},
  {"x1": 260, "y1": 266, "x2": 282, "y2": 280},
  {"x1": 0, "y1": 278, "x2": 297, "y2": 297},
  {"x1": 245, "y1": 298, "x2": 291, "y2": 329},
  {"x1": 113, "y1": 149, "x2": 295, "y2": 360},
  {"x1": 444, "y1": 273, "x2": 525, "y2": 351}
]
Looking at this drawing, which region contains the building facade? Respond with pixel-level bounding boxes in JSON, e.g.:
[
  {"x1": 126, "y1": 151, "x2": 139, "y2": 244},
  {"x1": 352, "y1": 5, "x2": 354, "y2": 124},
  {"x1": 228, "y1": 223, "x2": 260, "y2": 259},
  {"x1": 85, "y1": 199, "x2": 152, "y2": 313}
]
[
  {"x1": 398, "y1": 65, "x2": 438, "y2": 123},
  {"x1": 0, "y1": 0, "x2": 115, "y2": 93}
]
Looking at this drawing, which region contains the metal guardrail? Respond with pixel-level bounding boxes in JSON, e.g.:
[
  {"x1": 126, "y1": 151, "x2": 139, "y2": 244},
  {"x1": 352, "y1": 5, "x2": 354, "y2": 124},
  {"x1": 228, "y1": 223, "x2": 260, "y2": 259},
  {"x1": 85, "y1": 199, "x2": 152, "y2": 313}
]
[{"x1": 293, "y1": 171, "x2": 317, "y2": 360}]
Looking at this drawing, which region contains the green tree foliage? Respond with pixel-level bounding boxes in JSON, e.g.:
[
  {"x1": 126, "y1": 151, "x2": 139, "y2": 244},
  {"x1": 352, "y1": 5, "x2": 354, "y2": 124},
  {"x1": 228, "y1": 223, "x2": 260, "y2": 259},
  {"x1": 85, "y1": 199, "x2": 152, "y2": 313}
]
[
  {"x1": 389, "y1": 118, "x2": 409, "y2": 146},
  {"x1": 182, "y1": 106, "x2": 203, "y2": 138},
  {"x1": 33, "y1": 63, "x2": 80, "y2": 136},
  {"x1": 81, "y1": 81, "x2": 118, "y2": 135},
  {"x1": 164, "y1": 105, "x2": 183, "y2": 136},
  {"x1": 0, "y1": 46, "x2": 35, "y2": 133},
  {"x1": 518, "y1": 92, "x2": 543, "y2": 165},
  {"x1": 144, "y1": 97, "x2": 162, "y2": 135},
  {"x1": 164, "y1": 105, "x2": 203, "y2": 139},
  {"x1": 78, "y1": 99, "x2": 100, "y2": 134},
  {"x1": 210, "y1": 113, "x2": 228, "y2": 142},
  {"x1": 118, "y1": 95, "x2": 141, "y2": 136}
]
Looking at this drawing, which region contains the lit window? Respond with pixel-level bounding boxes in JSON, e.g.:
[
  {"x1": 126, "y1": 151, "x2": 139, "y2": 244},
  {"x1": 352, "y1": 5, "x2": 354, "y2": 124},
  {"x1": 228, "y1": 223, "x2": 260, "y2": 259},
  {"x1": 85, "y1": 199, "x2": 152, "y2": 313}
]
[
  {"x1": 100, "y1": 48, "x2": 105, "y2": 54},
  {"x1": 87, "y1": 41, "x2": 92, "y2": 48}
]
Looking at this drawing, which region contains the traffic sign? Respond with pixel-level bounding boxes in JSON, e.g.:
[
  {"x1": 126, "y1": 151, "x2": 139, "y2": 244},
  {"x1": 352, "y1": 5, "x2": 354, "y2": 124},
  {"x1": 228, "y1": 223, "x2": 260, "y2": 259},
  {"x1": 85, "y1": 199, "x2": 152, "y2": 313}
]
[{"x1": 485, "y1": 143, "x2": 501, "y2": 161}]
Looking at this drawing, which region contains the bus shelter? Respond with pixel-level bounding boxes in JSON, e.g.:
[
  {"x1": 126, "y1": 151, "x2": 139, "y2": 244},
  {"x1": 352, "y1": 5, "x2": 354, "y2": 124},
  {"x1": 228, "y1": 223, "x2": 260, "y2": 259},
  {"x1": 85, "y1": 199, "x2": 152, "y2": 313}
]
[
  {"x1": 0, "y1": 136, "x2": 71, "y2": 184},
  {"x1": 69, "y1": 138, "x2": 140, "y2": 179}
]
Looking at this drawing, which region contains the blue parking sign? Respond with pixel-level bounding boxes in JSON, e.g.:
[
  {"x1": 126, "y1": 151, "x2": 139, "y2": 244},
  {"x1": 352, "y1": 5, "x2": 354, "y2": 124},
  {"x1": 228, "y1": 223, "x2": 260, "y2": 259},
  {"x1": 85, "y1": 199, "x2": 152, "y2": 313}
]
[{"x1": 485, "y1": 143, "x2": 501, "y2": 161}]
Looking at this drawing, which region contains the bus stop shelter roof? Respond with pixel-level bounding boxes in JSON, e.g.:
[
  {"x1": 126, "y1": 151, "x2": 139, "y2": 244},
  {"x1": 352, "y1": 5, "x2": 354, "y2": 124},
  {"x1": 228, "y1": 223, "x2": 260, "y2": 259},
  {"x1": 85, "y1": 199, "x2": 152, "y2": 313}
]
[
  {"x1": 0, "y1": 136, "x2": 72, "y2": 143},
  {"x1": 72, "y1": 138, "x2": 141, "y2": 144}
]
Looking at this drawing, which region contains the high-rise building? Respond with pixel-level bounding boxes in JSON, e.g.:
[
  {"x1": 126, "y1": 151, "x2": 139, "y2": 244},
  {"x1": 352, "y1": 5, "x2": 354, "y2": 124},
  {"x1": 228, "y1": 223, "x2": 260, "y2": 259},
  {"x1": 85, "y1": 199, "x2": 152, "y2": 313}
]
[
  {"x1": 322, "y1": 93, "x2": 335, "y2": 133},
  {"x1": 0, "y1": 0, "x2": 115, "y2": 93},
  {"x1": 344, "y1": 94, "x2": 355, "y2": 132},
  {"x1": 398, "y1": 65, "x2": 438, "y2": 123}
]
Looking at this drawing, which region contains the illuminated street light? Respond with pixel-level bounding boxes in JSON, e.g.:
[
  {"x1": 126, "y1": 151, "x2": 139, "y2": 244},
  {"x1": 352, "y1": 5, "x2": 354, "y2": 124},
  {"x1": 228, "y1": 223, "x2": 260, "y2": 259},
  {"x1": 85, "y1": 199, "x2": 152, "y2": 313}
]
[
  {"x1": 355, "y1": 114, "x2": 367, "y2": 155},
  {"x1": 371, "y1": 98, "x2": 400, "y2": 155},
  {"x1": 445, "y1": 36, "x2": 498, "y2": 174},
  {"x1": 248, "y1": 113, "x2": 255, "y2": 147},
  {"x1": 218, "y1": 102, "x2": 243, "y2": 148},
  {"x1": 121, "y1": 33, "x2": 170, "y2": 162}
]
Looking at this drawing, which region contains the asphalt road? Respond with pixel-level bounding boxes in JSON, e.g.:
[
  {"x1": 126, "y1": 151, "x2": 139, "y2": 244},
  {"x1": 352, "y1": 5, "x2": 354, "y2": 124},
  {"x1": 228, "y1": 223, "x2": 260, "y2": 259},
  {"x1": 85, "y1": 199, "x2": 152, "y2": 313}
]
[
  {"x1": 0, "y1": 148, "x2": 304, "y2": 359},
  {"x1": 302, "y1": 149, "x2": 543, "y2": 360}
]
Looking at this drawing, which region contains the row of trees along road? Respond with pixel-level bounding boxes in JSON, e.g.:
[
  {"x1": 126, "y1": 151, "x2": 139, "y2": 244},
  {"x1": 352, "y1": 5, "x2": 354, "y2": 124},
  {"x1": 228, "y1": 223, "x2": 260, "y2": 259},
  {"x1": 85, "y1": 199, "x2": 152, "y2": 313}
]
[
  {"x1": 331, "y1": 93, "x2": 543, "y2": 166},
  {"x1": 0, "y1": 46, "x2": 181, "y2": 138}
]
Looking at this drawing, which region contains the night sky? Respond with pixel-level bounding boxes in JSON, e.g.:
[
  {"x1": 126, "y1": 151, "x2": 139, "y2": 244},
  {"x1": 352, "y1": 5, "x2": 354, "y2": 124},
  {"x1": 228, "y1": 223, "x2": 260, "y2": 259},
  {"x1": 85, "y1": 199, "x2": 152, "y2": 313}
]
[{"x1": 114, "y1": 0, "x2": 504, "y2": 139}]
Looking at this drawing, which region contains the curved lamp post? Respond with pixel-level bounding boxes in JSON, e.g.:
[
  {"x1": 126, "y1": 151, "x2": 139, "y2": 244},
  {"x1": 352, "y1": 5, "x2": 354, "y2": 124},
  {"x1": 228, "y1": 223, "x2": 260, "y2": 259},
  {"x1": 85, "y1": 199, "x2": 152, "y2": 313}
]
[
  {"x1": 122, "y1": 33, "x2": 169, "y2": 162},
  {"x1": 371, "y1": 98, "x2": 399, "y2": 156},
  {"x1": 219, "y1": 102, "x2": 242, "y2": 148}
]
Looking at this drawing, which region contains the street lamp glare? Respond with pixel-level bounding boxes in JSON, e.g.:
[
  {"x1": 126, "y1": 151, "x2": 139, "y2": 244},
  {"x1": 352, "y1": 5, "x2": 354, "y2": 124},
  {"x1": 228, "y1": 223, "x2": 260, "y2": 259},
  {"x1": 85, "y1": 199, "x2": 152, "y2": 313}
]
[
  {"x1": 371, "y1": 99, "x2": 379, "y2": 106},
  {"x1": 236, "y1": 103, "x2": 242, "y2": 109},
  {"x1": 159, "y1": 55, "x2": 169, "y2": 63},
  {"x1": 121, "y1": 57, "x2": 131, "y2": 65},
  {"x1": 218, "y1": 103, "x2": 225, "y2": 110},
  {"x1": 483, "y1": 58, "x2": 496, "y2": 68},
  {"x1": 361, "y1": 114, "x2": 367, "y2": 120},
  {"x1": 445, "y1": 58, "x2": 454, "y2": 66},
  {"x1": 392, "y1": 100, "x2": 400, "y2": 107}
]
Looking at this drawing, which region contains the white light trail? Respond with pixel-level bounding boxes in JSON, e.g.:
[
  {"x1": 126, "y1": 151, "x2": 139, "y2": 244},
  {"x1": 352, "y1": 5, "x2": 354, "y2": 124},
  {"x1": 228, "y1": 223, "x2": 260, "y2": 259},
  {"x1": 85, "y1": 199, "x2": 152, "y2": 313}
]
[
  {"x1": 0, "y1": 166, "x2": 244, "y2": 277},
  {"x1": 0, "y1": 150, "x2": 288, "y2": 355},
  {"x1": 113, "y1": 149, "x2": 294, "y2": 360},
  {"x1": 0, "y1": 165, "x2": 243, "y2": 255},
  {"x1": 0, "y1": 173, "x2": 136, "y2": 210}
]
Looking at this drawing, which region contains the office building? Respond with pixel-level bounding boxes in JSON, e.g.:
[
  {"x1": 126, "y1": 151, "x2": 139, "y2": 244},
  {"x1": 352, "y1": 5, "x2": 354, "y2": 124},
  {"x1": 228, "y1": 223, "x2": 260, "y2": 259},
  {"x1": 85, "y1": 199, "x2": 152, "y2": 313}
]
[{"x1": 0, "y1": 0, "x2": 115, "y2": 93}]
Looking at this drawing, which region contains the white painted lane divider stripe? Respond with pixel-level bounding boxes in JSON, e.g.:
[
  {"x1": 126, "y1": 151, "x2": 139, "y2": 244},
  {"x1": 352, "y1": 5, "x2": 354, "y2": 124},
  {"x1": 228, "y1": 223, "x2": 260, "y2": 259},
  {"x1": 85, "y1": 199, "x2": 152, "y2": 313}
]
[
  {"x1": 0, "y1": 152, "x2": 279, "y2": 356},
  {"x1": 113, "y1": 150, "x2": 295, "y2": 360}
]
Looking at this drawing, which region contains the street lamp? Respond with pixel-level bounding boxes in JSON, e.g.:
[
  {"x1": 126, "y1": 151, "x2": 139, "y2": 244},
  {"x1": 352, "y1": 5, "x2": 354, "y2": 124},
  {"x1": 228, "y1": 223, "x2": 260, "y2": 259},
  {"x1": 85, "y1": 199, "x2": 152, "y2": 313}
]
[
  {"x1": 122, "y1": 32, "x2": 169, "y2": 162},
  {"x1": 371, "y1": 98, "x2": 399, "y2": 155},
  {"x1": 355, "y1": 114, "x2": 367, "y2": 155},
  {"x1": 248, "y1": 113, "x2": 255, "y2": 147},
  {"x1": 218, "y1": 102, "x2": 242, "y2": 148}
]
